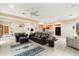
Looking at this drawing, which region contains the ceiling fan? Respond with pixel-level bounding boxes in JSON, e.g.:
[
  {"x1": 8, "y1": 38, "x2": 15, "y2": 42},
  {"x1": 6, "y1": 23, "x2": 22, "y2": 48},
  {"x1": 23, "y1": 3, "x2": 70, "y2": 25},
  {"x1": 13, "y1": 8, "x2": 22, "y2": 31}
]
[
  {"x1": 22, "y1": 8, "x2": 39, "y2": 17},
  {"x1": 29, "y1": 8, "x2": 39, "y2": 16}
]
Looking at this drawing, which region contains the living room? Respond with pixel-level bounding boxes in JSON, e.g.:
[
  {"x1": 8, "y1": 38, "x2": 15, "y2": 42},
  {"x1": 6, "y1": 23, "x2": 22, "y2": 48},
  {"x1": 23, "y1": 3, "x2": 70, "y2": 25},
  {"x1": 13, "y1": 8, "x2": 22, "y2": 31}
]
[{"x1": 0, "y1": 3, "x2": 79, "y2": 56}]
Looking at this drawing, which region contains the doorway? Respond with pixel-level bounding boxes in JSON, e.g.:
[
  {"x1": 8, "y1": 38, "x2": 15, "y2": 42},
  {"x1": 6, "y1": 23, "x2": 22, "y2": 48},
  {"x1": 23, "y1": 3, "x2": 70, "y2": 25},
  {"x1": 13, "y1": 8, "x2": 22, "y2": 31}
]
[{"x1": 55, "y1": 27, "x2": 61, "y2": 36}]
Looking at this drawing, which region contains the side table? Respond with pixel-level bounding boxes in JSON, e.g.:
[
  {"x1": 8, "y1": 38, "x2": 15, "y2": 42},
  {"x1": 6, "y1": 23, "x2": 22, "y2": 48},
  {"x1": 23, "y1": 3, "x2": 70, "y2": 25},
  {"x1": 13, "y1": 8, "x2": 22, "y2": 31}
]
[{"x1": 48, "y1": 40, "x2": 54, "y2": 47}]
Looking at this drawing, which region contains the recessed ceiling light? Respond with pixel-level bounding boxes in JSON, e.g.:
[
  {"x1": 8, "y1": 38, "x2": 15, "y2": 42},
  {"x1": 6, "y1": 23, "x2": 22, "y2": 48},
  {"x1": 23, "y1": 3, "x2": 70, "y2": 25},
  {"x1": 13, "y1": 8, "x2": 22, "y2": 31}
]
[
  {"x1": 10, "y1": 4, "x2": 14, "y2": 9},
  {"x1": 39, "y1": 23, "x2": 44, "y2": 24}
]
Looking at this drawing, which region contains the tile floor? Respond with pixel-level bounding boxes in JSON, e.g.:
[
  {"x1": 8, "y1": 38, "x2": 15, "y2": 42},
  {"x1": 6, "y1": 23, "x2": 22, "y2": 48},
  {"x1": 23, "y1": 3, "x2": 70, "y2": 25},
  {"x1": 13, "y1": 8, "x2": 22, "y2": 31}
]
[{"x1": 0, "y1": 37, "x2": 79, "y2": 56}]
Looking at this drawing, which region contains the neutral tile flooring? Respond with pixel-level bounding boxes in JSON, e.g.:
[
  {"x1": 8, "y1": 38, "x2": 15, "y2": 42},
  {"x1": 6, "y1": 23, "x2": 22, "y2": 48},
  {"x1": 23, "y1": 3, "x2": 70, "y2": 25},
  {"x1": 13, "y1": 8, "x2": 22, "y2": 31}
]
[
  {"x1": 0, "y1": 36, "x2": 79, "y2": 56},
  {"x1": 37, "y1": 37, "x2": 79, "y2": 56}
]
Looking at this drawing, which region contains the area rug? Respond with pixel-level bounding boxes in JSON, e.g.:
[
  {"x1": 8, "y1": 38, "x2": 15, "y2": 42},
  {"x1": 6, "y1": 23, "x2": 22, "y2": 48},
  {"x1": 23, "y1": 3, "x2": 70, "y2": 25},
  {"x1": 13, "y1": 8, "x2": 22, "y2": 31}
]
[
  {"x1": 10, "y1": 42, "x2": 31, "y2": 48},
  {"x1": 15, "y1": 46, "x2": 45, "y2": 56},
  {"x1": 15, "y1": 45, "x2": 30, "y2": 51}
]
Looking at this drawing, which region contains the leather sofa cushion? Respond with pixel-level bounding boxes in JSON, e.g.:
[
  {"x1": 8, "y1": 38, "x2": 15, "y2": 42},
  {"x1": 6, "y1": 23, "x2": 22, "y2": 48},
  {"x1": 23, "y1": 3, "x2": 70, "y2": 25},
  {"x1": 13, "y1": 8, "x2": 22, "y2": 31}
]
[
  {"x1": 31, "y1": 36, "x2": 41, "y2": 40},
  {"x1": 15, "y1": 33, "x2": 27, "y2": 37},
  {"x1": 41, "y1": 34, "x2": 46, "y2": 37},
  {"x1": 37, "y1": 33, "x2": 42, "y2": 38},
  {"x1": 34, "y1": 32, "x2": 41, "y2": 38},
  {"x1": 30, "y1": 32, "x2": 49, "y2": 38},
  {"x1": 35, "y1": 33, "x2": 38, "y2": 37}
]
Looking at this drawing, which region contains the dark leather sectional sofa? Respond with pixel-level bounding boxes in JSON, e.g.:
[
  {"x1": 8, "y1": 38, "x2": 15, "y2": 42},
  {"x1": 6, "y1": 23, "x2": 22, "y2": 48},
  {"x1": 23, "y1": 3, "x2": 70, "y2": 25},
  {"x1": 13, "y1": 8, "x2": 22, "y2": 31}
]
[
  {"x1": 15, "y1": 33, "x2": 29, "y2": 43},
  {"x1": 29, "y1": 32, "x2": 49, "y2": 45}
]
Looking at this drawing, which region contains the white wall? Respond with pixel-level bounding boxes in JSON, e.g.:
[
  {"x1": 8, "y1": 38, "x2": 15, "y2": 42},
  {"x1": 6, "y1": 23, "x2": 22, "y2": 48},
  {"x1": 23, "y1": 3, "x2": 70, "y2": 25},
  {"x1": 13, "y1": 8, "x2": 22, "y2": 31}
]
[
  {"x1": 0, "y1": 13, "x2": 39, "y2": 35},
  {"x1": 61, "y1": 18, "x2": 79, "y2": 37},
  {"x1": 61, "y1": 22, "x2": 76, "y2": 37}
]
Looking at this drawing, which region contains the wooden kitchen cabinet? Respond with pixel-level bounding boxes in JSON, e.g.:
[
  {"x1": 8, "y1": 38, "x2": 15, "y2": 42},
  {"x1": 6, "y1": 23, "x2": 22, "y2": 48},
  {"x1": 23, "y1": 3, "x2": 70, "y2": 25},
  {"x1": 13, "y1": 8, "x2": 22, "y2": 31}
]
[{"x1": 0, "y1": 24, "x2": 9, "y2": 37}]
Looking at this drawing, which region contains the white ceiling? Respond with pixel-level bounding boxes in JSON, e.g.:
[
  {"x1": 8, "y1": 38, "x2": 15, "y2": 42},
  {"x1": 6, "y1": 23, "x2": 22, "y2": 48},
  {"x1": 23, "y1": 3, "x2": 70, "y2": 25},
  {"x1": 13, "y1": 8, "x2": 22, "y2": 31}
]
[{"x1": 0, "y1": 3, "x2": 79, "y2": 23}]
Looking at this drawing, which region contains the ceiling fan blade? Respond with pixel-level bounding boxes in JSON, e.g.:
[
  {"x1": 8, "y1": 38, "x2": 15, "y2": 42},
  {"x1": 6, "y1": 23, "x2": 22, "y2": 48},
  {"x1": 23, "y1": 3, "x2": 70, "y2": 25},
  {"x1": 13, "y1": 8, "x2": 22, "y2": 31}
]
[
  {"x1": 34, "y1": 10, "x2": 39, "y2": 14},
  {"x1": 35, "y1": 14, "x2": 39, "y2": 16},
  {"x1": 30, "y1": 12, "x2": 39, "y2": 16}
]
